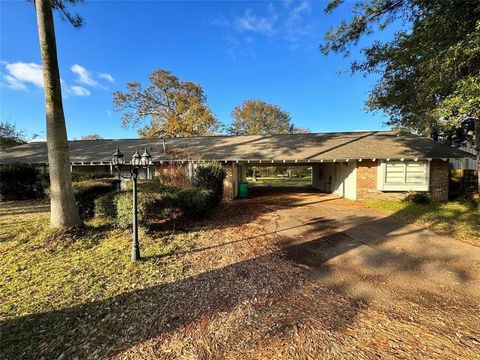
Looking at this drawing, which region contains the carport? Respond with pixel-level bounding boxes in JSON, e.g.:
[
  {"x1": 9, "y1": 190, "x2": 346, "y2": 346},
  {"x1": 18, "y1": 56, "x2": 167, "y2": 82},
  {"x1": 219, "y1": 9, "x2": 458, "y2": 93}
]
[{"x1": 235, "y1": 160, "x2": 357, "y2": 200}]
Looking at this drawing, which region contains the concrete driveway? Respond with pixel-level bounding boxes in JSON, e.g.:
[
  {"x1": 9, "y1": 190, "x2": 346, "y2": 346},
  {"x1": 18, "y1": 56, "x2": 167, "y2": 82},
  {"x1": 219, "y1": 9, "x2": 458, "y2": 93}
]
[{"x1": 246, "y1": 186, "x2": 480, "y2": 307}]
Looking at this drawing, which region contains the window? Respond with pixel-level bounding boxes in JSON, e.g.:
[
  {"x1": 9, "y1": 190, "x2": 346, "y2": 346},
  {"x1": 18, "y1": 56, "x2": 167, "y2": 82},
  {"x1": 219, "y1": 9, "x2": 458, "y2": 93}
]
[{"x1": 377, "y1": 160, "x2": 429, "y2": 191}]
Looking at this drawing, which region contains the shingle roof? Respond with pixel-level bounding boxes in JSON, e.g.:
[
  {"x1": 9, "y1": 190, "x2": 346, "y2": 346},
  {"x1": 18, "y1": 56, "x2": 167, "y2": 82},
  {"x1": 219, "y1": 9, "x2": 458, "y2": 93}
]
[{"x1": 0, "y1": 131, "x2": 474, "y2": 165}]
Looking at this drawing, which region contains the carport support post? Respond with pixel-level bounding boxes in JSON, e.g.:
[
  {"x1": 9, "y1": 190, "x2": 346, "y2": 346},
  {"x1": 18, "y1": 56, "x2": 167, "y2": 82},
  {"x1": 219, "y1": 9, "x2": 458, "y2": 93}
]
[
  {"x1": 239, "y1": 163, "x2": 247, "y2": 182},
  {"x1": 311, "y1": 164, "x2": 321, "y2": 189}
]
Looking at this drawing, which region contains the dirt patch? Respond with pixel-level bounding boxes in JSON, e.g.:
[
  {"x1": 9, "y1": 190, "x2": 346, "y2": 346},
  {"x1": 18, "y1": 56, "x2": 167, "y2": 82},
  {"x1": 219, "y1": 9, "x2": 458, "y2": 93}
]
[{"x1": 115, "y1": 190, "x2": 480, "y2": 359}]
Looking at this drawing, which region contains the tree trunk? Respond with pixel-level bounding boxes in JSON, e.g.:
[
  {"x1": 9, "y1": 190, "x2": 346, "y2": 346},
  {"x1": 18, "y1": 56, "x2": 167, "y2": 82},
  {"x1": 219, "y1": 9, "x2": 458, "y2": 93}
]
[{"x1": 35, "y1": 0, "x2": 81, "y2": 228}]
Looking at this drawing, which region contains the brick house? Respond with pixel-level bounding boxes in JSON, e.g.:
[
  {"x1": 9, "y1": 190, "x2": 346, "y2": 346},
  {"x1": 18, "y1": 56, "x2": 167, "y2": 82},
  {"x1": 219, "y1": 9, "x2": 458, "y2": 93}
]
[{"x1": 0, "y1": 131, "x2": 473, "y2": 202}]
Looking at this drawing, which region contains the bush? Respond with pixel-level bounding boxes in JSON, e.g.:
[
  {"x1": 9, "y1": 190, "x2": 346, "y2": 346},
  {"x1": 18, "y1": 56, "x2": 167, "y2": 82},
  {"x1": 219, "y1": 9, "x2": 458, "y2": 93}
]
[
  {"x1": 177, "y1": 188, "x2": 216, "y2": 219},
  {"x1": 122, "y1": 179, "x2": 176, "y2": 193},
  {"x1": 0, "y1": 163, "x2": 45, "y2": 201},
  {"x1": 403, "y1": 192, "x2": 431, "y2": 204},
  {"x1": 194, "y1": 163, "x2": 226, "y2": 203},
  {"x1": 71, "y1": 172, "x2": 114, "y2": 182},
  {"x1": 73, "y1": 179, "x2": 120, "y2": 219},
  {"x1": 115, "y1": 190, "x2": 177, "y2": 229},
  {"x1": 94, "y1": 192, "x2": 118, "y2": 218}
]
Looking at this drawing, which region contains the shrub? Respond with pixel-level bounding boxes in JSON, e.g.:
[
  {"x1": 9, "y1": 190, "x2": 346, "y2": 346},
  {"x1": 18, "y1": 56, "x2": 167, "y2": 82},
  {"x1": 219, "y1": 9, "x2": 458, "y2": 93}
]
[
  {"x1": 0, "y1": 163, "x2": 45, "y2": 201},
  {"x1": 71, "y1": 172, "x2": 115, "y2": 182},
  {"x1": 73, "y1": 179, "x2": 120, "y2": 219},
  {"x1": 403, "y1": 192, "x2": 431, "y2": 204},
  {"x1": 177, "y1": 188, "x2": 216, "y2": 219},
  {"x1": 194, "y1": 163, "x2": 226, "y2": 203},
  {"x1": 122, "y1": 179, "x2": 176, "y2": 193},
  {"x1": 94, "y1": 192, "x2": 117, "y2": 218},
  {"x1": 115, "y1": 190, "x2": 178, "y2": 229}
]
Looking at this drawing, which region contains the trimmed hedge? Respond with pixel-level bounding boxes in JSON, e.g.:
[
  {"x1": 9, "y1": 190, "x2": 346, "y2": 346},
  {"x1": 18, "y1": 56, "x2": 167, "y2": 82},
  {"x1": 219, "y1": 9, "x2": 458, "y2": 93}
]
[
  {"x1": 114, "y1": 190, "x2": 177, "y2": 229},
  {"x1": 94, "y1": 192, "x2": 118, "y2": 218},
  {"x1": 112, "y1": 180, "x2": 218, "y2": 228},
  {"x1": 73, "y1": 179, "x2": 120, "y2": 219},
  {"x1": 194, "y1": 162, "x2": 226, "y2": 203},
  {"x1": 71, "y1": 172, "x2": 115, "y2": 182},
  {"x1": 177, "y1": 188, "x2": 216, "y2": 219},
  {"x1": 0, "y1": 164, "x2": 46, "y2": 201}
]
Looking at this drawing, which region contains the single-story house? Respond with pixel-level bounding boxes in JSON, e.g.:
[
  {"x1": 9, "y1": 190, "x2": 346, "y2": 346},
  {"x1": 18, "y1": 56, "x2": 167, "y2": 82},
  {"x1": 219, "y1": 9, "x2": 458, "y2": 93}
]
[{"x1": 0, "y1": 130, "x2": 474, "y2": 201}]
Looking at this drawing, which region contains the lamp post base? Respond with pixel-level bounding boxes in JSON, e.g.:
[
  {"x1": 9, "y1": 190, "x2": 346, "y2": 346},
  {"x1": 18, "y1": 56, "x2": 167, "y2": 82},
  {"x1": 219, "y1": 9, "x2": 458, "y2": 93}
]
[{"x1": 131, "y1": 246, "x2": 141, "y2": 262}]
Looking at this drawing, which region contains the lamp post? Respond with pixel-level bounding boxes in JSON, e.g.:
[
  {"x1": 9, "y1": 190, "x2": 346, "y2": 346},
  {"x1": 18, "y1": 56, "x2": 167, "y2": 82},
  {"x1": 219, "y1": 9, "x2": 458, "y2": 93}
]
[{"x1": 112, "y1": 146, "x2": 152, "y2": 262}]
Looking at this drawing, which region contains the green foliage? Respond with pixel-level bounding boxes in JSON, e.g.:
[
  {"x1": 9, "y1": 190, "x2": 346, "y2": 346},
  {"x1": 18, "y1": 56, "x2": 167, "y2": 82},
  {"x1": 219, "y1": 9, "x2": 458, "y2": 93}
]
[
  {"x1": 122, "y1": 179, "x2": 176, "y2": 193},
  {"x1": 403, "y1": 192, "x2": 431, "y2": 205},
  {"x1": 71, "y1": 172, "x2": 115, "y2": 182},
  {"x1": 94, "y1": 193, "x2": 117, "y2": 218},
  {"x1": 322, "y1": 0, "x2": 480, "y2": 138},
  {"x1": 113, "y1": 69, "x2": 221, "y2": 138},
  {"x1": 177, "y1": 188, "x2": 216, "y2": 219},
  {"x1": 114, "y1": 190, "x2": 177, "y2": 229},
  {"x1": 0, "y1": 164, "x2": 45, "y2": 201},
  {"x1": 229, "y1": 100, "x2": 292, "y2": 135},
  {"x1": 73, "y1": 179, "x2": 120, "y2": 220},
  {"x1": 194, "y1": 162, "x2": 226, "y2": 202},
  {"x1": 0, "y1": 121, "x2": 26, "y2": 149},
  {"x1": 113, "y1": 177, "x2": 221, "y2": 227}
]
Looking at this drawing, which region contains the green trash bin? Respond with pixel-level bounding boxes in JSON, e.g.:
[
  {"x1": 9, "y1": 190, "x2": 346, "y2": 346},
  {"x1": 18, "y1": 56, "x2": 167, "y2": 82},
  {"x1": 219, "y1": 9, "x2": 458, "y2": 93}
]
[{"x1": 238, "y1": 182, "x2": 249, "y2": 198}]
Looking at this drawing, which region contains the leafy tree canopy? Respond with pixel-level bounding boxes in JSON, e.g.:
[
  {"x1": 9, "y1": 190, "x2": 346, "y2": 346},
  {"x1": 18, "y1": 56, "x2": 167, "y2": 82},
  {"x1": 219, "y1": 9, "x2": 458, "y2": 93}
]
[
  {"x1": 0, "y1": 121, "x2": 26, "y2": 149},
  {"x1": 80, "y1": 134, "x2": 103, "y2": 140},
  {"x1": 322, "y1": 0, "x2": 480, "y2": 142},
  {"x1": 113, "y1": 69, "x2": 220, "y2": 138},
  {"x1": 229, "y1": 100, "x2": 292, "y2": 135}
]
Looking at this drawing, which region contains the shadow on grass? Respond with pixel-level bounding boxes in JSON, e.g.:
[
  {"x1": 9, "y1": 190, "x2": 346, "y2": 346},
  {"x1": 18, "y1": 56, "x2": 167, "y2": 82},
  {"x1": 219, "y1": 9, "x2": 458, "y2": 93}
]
[
  {"x1": 0, "y1": 241, "x2": 364, "y2": 359},
  {"x1": 2, "y1": 191, "x2": 478, "y2": 359}
]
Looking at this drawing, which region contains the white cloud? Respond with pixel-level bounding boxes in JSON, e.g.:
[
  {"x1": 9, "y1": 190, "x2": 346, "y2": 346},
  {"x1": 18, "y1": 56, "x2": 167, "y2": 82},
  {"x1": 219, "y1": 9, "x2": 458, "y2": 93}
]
[
  {"x1": 98, "y1": 72, "x2": 114, "y2": 83},
  {"x1": 3, "y1": 74, "x2": 28, "y2": 90},
  {"x1": 3, "y1": 62, "x2": 44, "y2": 89},
  {"x1": 71, "y1": 64, "x2": 99, "y2": 87},
  {"x1": 284, "y1": 1, "x2": 313, "y2": 42},
  {"x1": 69, "y1": 85, "x2": 91, "y2": 96},
  {"x1": 215, "y1": 1, "x2": 317, "y2": 54},
  {"x1": 1, "y1": 61, "x2": 91, "y2": 97},
  {"x1": 234, "y1": 6, "x2": 278, "y2": 35}
]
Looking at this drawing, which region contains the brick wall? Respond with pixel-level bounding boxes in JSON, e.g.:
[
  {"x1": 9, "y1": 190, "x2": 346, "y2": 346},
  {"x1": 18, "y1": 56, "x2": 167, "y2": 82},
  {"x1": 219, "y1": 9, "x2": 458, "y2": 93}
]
[
  {"x1": 154, "y1": 163, "x2": 191, "y2": 188},
  {"x1": 355, "y1": 160, "x2": 403, "y2": 201},
  {"x1": 223, "y1": 163, "x2": 235, "y2": 202},
  {"x1": 356, "y1": 159, "x2": 449, "y2": 201},
  {"x1": 429, "y1": 159, "x2": 449, "y2": 201}
]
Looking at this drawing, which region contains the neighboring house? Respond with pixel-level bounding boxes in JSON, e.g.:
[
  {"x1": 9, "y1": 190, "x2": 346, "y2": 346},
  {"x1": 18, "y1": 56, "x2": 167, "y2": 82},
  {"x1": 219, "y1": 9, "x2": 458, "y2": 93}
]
[
  {"x1": 450, "y1": 142, "x2": 477, "y2": 170},
  {"x1": 0, "y1": 131, "x2": 474, "y2": 201}
]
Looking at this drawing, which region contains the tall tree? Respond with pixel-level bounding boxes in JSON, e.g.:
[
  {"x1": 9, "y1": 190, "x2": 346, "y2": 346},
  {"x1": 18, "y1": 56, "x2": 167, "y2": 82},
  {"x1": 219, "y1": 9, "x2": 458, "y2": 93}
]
[
  {"x1": 113, "y1": 69, "x2": 220, "y2": 138},
  {"x1": 322, "y1": 0, "x2": 480, "y2": 193},
  {"x1": 34, "y1": 0, "x2": 82, "y2": 227},
  {"x1": 0, "y1": 121, "x2": 26, "y2": 149},
  {"x1": 80, "y1": 134, "x2": 103, "y2": 140},
  {"x1": 229, "y1": 100, "x2": 292, "y2": 135}
]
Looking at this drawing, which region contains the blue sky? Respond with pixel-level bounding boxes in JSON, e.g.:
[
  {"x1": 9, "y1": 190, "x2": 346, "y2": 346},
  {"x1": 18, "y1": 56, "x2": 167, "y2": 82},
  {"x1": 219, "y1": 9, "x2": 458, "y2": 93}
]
[{"x1": 1, "y1": 0, "x2": 390, "y2": 140}]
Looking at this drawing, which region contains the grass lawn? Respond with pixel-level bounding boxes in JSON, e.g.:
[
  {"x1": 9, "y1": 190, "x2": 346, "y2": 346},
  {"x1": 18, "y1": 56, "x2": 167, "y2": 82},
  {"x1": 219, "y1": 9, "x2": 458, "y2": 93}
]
[
  {"x1": 0, "y1": 200, "x2": 203, "y2": 358},
  {"x1": 247, "y1": 176, "x2": 311, "y2": 186},
  {"x1": 363, "y1": 200, "x2": 480, "y2": 246},
  {"x1": 0, "y1": 198, "x2": 268, "y2": 359}
]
